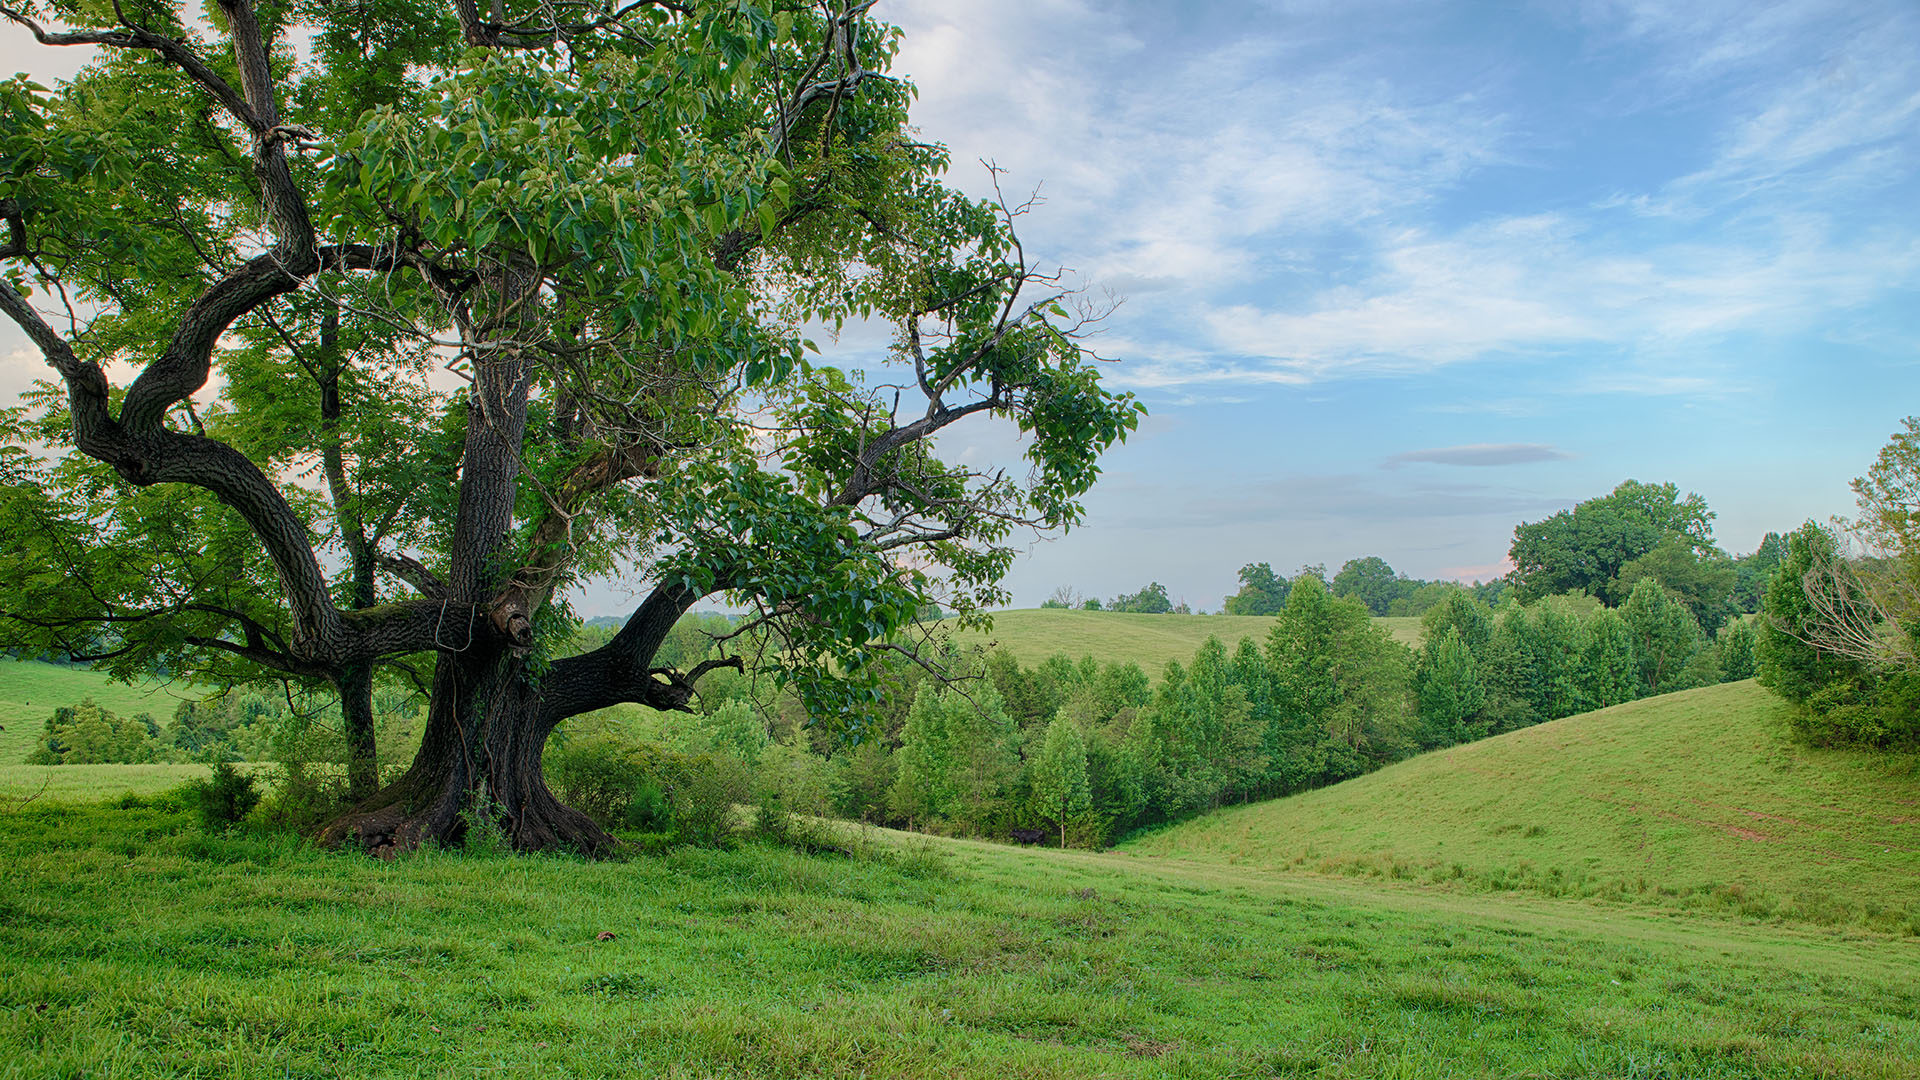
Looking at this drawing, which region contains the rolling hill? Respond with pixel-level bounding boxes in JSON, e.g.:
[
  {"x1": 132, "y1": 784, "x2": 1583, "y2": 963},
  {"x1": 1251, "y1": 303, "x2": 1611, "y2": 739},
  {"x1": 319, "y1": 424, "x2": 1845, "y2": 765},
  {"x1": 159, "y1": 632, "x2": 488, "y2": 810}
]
[
  {"x1": 0, "y1": 660, "x2": 189, "y2": 765},
  {"x1": 934, "y1": 608, "x2": 1422, "y2": 676},
  {"x1": 1126, "y1": 680, "x2": 1920, "y2": 930}
]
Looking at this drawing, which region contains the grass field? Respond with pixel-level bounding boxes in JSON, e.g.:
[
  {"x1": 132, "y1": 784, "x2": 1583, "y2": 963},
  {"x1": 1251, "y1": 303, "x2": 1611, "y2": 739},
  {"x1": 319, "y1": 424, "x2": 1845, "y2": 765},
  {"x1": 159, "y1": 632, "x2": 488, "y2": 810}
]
[
  {"x1": 0, "y1": 660, "x2": 189, "y2": 765},
  {"x1": 0, "y1": 763, "x2": 238, "y2": 805},
  {"x1": 1, "y1": 799, "x2": 1917, "y2": 1078},
  {"x1": 1128, "y1": 680, "x2": 1920, "y2": 932},
  {"x1": 937, "y1": 609, "x2": 1423, "y2": 676}
]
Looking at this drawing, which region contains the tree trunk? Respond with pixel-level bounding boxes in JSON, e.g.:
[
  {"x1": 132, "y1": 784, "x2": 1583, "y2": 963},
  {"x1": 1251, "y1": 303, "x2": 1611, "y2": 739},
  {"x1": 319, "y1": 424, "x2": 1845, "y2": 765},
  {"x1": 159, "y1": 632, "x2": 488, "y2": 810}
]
[
  {"x1": 336, "y1": 662, "x2": 378, "y2": 802},
  {"x1": 318, "y1": 644, "x2": 615, "y2": 856}
]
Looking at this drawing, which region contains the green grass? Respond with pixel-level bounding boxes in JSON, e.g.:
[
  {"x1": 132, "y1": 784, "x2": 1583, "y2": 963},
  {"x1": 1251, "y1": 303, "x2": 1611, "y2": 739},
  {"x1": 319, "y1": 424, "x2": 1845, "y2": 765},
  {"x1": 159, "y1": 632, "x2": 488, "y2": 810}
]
[
  {"x1": 2, "y1": 802, "x2": 1918, "y2": 1078},
  {"x1": 0, "y1": 763, "x2": 234, "y2": 804},
  {"x1": 0, "y1": 660, "x2": 189, "y2": 764},
  {"x1": 1129, "y1": 680, "x2": 1920, "y2": 931},
  {"x1": 938, "y1": 609, "x2": 1422, "y2": 676}
]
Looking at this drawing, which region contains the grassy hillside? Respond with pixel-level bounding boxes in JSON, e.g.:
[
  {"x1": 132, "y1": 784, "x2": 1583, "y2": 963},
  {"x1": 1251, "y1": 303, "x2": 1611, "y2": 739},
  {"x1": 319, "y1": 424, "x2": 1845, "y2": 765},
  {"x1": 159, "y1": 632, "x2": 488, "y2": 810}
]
[
  {"x1": 0, "y1": 660, "x2": 189, "y2": 765},
  {"x1": 2, "y1": 802, "x2": 1916, "y2": 1078},
  {"x1": 1129, "y1": 680, "x2": 1920, "y2": 930},
  {"x1": 937, "y1": 609, "x2": 1422, "y2": 675}
]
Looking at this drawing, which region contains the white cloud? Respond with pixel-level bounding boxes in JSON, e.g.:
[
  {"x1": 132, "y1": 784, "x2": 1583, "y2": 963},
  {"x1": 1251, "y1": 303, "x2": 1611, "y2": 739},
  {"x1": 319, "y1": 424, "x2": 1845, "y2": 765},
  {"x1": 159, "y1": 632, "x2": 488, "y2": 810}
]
[
  {"x1": 891, "y1": 1, "x2": 1509, "y2": 287},
  {"x1": 890, "y1": 0, "x2": 1919, "y2": 395},
  {"x1": 1189, "y1": 207, "x2": 1919, "y2": 384},
  {"x1": 1387, "y1": 443, "x2": 1573, "y2": 468}
]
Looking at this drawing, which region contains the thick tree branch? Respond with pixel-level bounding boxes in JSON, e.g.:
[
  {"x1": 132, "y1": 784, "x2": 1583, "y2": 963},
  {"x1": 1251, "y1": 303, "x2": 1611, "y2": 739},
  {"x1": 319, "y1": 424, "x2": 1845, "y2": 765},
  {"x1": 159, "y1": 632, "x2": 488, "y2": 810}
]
[
  {"x1": 119, "y1": 0, "x2": 319, "y2": 431},
  {"x1": 535, "y1": 581, "x2": 708, "y2": 724},
  {"x1": 338, "y1": 597, "x2": 498, "y2": 662},
  {"x1": 130, "y1": 431, "x2": 343, "y2": 652},
  {"x1": 377, "y1": 553, "x2": 449, "y2": 600},
  {"x1": 490, "y1": 440, "x2": 663, "y2": 632},
  {"x1": 0, "y1": 280, "x2": 119, "y2": 450},
  {"x1": 0, "y1": 5, "x2": 260, "y2": 131},
  {"x1": 2, "y1": 1, "x2": 338, "y2": 658},
  {"x1": 828, "y1": 394, "x2": 1006, "y2": 508}
]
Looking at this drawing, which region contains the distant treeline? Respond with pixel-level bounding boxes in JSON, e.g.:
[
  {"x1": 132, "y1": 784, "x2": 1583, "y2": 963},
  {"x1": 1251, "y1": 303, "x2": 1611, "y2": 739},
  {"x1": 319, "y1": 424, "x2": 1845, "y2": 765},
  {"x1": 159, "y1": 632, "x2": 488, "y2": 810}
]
[
  {"x1": 26, "y1": 685, "x2": 422, "y2": 767},
  {"x1": 1043, "y1": 566, "x2": 1509, "y2": 617},
  {"x1": 1051, "y1": 480, "x2": 1788, "y2": 626}
]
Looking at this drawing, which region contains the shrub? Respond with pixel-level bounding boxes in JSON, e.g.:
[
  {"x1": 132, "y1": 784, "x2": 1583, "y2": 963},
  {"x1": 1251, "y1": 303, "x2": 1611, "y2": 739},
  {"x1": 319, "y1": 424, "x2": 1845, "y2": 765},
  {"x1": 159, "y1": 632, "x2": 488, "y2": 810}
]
[
  {"x1": 252, "y1": 759, "x2": 351, "y2": 834},
  {"x1": 665, "y1": 752, "x2": 754, "y2": 848},
  {"x1": 751, "y1": 790, "x2": 840, "y2": 854},
  {"x1": 545, "y1": 733, "x2": 752, "y2": 848},
  {"x1": 544, "y1": 732, "x2": 665, "y2": 826},
  {"x1": 456, "y1": 791, "x2": 512, "y2": 855},
  {"x1": 27, "y1": 699, "x2": 162, "y2": 764},
  {"x1": 196, "y1": 762, "x2": 260, "y2": 832},
  {"x1": 623, "y1": 782, "x2": 671, "y2": 832}
]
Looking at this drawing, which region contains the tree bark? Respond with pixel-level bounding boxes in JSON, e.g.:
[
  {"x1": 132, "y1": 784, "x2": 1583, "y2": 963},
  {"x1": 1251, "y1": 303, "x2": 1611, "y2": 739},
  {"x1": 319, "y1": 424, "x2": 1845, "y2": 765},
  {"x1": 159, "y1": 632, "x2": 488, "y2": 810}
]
[
  {"x1": 321, "y1": 256, "x2": 624, "y2": 855},
  {"x1": 315, "y1": 301, "x2": 381, "y2": 802},
  {"x1": 318, "y1": 581, "x2": 712, "y2": 855},
  {"x1": 335, "y1": 662, "x2": 378, "y2": 801},
  {"x1": 318, "y1": 644, "x2": 615, "y2": 856}
]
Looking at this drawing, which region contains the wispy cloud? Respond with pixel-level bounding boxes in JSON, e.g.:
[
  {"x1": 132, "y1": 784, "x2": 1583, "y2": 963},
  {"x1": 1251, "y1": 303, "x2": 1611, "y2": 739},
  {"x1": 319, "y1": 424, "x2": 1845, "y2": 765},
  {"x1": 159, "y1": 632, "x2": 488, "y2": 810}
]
[
  {"x1": 893, "y1": 0, "x2": 1920, "y2": 396},
  {"x1": 1193, "y1": 212, "x2": 1920, "y2": 385},
  {"x1": 1386, "y1": 444, "x2": 1573, "y2": 468}
]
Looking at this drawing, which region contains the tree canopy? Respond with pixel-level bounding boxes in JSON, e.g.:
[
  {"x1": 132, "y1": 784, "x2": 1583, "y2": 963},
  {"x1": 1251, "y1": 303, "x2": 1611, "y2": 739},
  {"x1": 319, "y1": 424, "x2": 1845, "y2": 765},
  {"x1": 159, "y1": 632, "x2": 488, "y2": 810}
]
[
  {"x1": 1753, "y1": 419, "x2": 1920, "y2": 750},
  {"x1": 1330, "y1": 556, "x2": 1400, "y2": 616},
  {"x1": 0, "y1": 0, "x2": 1140, "y2": 853},
  {"x1": 1222, "y1": 562, "x2": 1288, "y2": 616},
  {"x1": 1110, "y1": 582, "x2": 1173, "y2": 614},
  {"x1": 1507, "y1": 480, "x2": 1719, "y2": 604}
]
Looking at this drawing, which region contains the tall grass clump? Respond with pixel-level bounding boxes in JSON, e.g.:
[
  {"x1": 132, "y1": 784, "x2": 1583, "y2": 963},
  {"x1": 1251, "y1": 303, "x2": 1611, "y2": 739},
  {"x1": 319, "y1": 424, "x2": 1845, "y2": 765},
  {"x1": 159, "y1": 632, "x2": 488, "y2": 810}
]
[{"x1": 194, "y1": 762, "x2": 259, "y2": 831}]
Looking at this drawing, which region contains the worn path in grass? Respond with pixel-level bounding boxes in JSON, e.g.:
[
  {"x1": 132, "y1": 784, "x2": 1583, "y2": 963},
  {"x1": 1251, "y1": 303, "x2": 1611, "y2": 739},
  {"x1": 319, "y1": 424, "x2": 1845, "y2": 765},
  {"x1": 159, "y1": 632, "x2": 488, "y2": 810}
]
[
  {"x1": 965, "y1": 837, "x2": 1920, "y2": 985},
  {"x1": 3, "y1": 801, "x2": 1918, "y2": 1078},
  {"x1": 1130, "y1": 680, "x2": 1920, "y2": 931}
]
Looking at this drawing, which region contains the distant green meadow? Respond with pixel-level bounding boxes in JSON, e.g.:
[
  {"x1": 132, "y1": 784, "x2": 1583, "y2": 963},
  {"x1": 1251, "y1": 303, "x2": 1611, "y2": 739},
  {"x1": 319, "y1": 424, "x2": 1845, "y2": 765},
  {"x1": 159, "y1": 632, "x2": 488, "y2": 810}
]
[
  {"x1": 934, "y1": 609, "x2": 1422, "y2": 677},
  {"x1": 0, "y1": 762, "x2": 242, "y2": 804},
  {"x1": 0, "y1": 660, "x2": 188, "y2": 765}
]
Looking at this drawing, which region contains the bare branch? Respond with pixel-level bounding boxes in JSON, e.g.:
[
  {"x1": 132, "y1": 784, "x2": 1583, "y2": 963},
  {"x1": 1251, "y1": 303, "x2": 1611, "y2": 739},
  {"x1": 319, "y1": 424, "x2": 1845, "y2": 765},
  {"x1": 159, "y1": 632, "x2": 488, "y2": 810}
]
[{"x1": 1788, "y1": 533, "x2": 1917, "y2": 669}]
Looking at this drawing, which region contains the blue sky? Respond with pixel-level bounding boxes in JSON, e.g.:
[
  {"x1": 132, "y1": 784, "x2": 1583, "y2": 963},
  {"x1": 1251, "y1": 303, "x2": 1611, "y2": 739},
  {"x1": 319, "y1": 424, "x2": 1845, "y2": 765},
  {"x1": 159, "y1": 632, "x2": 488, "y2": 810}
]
[
  {"x1": 3, "y1": 1, "x2": 1916, "y2": 615},
  {"x1": 875, "y1": 0, "x2": 1920, "y2": 609}
]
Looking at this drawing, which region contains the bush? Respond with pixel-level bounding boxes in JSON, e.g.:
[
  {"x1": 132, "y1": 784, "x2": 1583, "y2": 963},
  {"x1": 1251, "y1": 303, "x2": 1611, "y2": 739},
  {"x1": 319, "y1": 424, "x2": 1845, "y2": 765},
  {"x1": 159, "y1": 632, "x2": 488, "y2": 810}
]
[
  {"x1": 196, "y1": 762, "x2": 261, "y2": 832},
  {"x1": 623, "y1": 782, "x2": 671, "y2": 831},
  {"x1": 544, "y1": 733, "x2": 752, "y2": 848},
  {"x1": 544, "y1": 733, "x2": 666, "y2": 826},
  {"x1": 252, "y1": 759, "x2": 350, "y2": 834},
  {"x1": 27, "y1": 699, "x2": 162, "y2": 764},
  {"x1": 751, "y1": 790, "x2": 839, "y2": 854},
  {"x1": 456, "y1": 791, "x2": 512, "y2": 855},
  {"x1": 665, "y1": 752, "x2": 754, "y2": 848}
]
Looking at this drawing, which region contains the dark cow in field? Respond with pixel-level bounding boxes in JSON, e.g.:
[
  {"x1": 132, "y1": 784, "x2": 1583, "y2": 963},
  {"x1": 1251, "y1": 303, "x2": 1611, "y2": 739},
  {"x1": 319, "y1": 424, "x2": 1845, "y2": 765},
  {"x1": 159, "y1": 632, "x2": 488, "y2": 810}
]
[{"x1": 1009, "y1": 828, "x2": 1047, "y2": 845}]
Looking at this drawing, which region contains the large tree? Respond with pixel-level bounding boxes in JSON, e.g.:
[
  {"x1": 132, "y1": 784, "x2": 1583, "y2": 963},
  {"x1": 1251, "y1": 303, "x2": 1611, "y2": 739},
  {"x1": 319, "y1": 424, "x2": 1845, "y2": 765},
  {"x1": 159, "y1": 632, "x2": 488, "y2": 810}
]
[
  {"x1": 1507, "y1": 480, "x2": 1717, "y2": 603},
  {"x1": 0, "y1": 0, "x2": 1139, "y2": 854},
  {"x1": 1330, "y1": 555, "x2": 1402, "y2": 616},
  {"x1": 1221, "y1": 561, "x2": 1287, "y2": 616}
]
